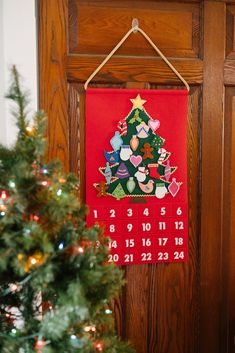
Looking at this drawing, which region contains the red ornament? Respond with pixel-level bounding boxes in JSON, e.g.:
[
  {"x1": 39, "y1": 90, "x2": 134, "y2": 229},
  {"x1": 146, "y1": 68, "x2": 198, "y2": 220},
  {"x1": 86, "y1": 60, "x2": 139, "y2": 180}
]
[
  {"x1": 95, "y1": 341, "x2": 103, "y2": 351},
  {"x1": 35, "y1": 339, "x2": 46, "y2": 350}
]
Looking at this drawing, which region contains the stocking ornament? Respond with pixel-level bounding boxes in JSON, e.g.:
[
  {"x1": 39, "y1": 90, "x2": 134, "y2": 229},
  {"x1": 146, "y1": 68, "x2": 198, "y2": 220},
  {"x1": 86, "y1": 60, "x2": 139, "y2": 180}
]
[{"x1": 148, "y1": 163, "x2": 160, "y2": 179}]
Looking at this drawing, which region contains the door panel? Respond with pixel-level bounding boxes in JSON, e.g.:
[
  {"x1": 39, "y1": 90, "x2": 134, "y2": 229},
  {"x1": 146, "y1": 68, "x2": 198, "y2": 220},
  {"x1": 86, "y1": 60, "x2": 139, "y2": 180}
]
[{"x1": 38, "y1": 1, "x2": 235, "y2": 352}]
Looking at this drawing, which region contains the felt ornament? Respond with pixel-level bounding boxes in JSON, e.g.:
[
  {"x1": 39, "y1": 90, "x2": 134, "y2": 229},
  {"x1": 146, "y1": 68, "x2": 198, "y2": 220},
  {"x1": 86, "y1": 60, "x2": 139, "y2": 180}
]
[
  {"x1": 148, "y1": 163, "x2": 160, "y2": 179},
  {"x1": 164, "y1": 160, "x2": 171, "y2": 181},
  {"x1": 138, "y1": 180, "x2": 154, "y2": 194},
  {"x1": 130, "y1": 135, "x2": 139, "y2": 151},
  {"x1": 130, "y1": 155, "x2": 142, "y2": 168},
  {"x1": 95, "y1": 181, "x2": 108, "y2": 197},
  {"x1": 140, "y1": 143, "x2": 154, "y2": 160},
  {"x1": 115, "y1": 162, "x2": 130, "y2": 179},
  {"x1": 104, "y1": 162, "x2": 112, "y2": 184},
  {"x1": 158, "y1": 148, "x2": 167, "y2": 164},
  {"x1": 129, "y1": 110, "x2": 142, "y2": 124},
  {"x1": 104, "y1": 150, "x2": 119, "y2": 164},
  {"x1": 120, "y1": 145, "x2": 133, "y2": 161},
  {"x1": 126, "y1": 177, "x2": 136, "y2": 193},
  {"x1": 117, "y1": 119, "x2": 127, "y2": 135},
  {"x1": 148, "y1": 117, "x2": 160, "y2": 132},
  {"x1": 110, "y1": 131, "x2": 123, "y2": 151},
  {"x1": 168, "y1": 178, "x2": 180, "y2": 197},
  {"x1": 155, "y1": 183, "x2": 168, "y2": 199},
  {"x1": 151, "y1": 135, "x2": 164, "y2": 149},
  {"x1": 134, "y1": 166, "x2": 149, "y2": 182},
  {"x1": 112, "y1": 183, "x2": 126, "y2": 200},
  {"x1": 136, "y1": 122, "x2": 150, "y2": 138}
]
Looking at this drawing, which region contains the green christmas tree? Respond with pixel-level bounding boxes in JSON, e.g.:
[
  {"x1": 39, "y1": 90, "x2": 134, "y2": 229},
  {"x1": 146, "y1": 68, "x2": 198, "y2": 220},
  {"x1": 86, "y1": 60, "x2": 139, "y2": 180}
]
[
  {"x1": 0, "y1": 67, "x2": 134, "y2": 353},
  {"x1": 95, "y1": 94, "x2": 180, "y2": 200}
]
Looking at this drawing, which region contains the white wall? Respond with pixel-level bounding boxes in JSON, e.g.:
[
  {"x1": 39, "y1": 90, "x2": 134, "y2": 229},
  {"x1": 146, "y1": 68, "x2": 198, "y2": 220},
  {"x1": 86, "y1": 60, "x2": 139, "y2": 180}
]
[{"x1": 0, "y1": 0, "x2": 37, "y2": 146}]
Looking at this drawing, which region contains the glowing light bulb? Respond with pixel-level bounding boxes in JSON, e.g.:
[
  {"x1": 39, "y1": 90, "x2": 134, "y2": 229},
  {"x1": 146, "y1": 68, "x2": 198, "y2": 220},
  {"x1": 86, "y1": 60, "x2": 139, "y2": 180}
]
[
  {"x1": 9, "y1": 181, "x2": 16, "y2": 188},
  {"x1": 1, "y1": 191, "x2": 7, "y2": 199},
  {"x1": 30, "y1": 257, "x2": 37, "y2": 265},
  {"x1": 0, "y1": 211, "x2": 5, "y2": 216},
  {"x1": 58, "y1": 242, "x2": 64, "y2": 250},
  {"x1": 11, "y1": 329, "x2": 17, "y2": 334},
  {"x1": 26, "y1": 126, "x2": 33, "y2": 133},
  {"x1": 70, "y1": 335, "x2": 77, "y2": 340},
  {"x1": 105, "y1": 309, "x2": 112, "y2": 315},
  {"x1": 77, "y1": 247, "x2": 84, "y2": 254},
  {"x1": 57, "y1": 189, "x2": 62, "y2": 196},
  {"x1": 95, "y1": 342, "x2": 103, "y2": 351},
  {"x1": 41, "y1": 181, "x2": 48, "y2": 186}
]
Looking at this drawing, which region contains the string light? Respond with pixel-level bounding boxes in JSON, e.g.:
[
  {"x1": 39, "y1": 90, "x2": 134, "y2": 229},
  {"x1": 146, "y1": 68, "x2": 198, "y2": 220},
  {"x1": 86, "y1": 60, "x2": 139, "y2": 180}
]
[
  {"x1": 9, "y1": 181, "x2": 16, "y2": 188},
  {"x1": 95, "y1": 342, "x2": 103, "y2": 351},
  {"x1": 57, "y1": 189, "x2": 62, "y2": 196},
  {"x1": 105, "y1": 309, "x2": 112, "y2": 315},
  {"x1": 26, "y1": 126, "x2": 33, "y2": 133},
  {"x1": 77, "y1": 247, "x2": 84, "y2": 254},
  {"x1": 30, "y1": 257, "x2": 37, "y2": 265},
  {"x1": 41, "y1": 181, "x2": 48, "y2": 187},
  {"x1": 84, "y1": 325, "x2": 96, "y2": 332},
  {"x1": 58, "y1": 242, "x2": 64, "y2": 250},
  {"x1": 11, "y1": 328, "x2": 17, "y2": 335},
  {"x1": 70, "y1": 334, "x2": 77, "y2": 340},
  {"x1": 1, "y1": 191, "x2": 7, "y2": 199}
]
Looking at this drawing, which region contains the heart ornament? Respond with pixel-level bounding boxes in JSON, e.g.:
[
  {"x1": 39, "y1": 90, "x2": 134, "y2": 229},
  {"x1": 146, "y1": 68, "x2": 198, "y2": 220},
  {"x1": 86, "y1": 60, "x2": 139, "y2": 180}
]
[
  {"x1": 148, "y1": 118, "x2": 160, "y2": 132},
  {"x1": 130, "y1": 155, "x2": 142, "y2": 168}
]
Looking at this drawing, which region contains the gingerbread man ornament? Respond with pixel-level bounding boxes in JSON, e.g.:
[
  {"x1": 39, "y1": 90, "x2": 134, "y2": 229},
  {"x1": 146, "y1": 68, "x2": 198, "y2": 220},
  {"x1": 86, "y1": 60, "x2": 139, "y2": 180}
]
[
  {"x1": 140, "y1": 143, "x2": 154, "y2": 160},
  {"x1": 95, "y1": 181, "x2": 108, "y2": 197}
]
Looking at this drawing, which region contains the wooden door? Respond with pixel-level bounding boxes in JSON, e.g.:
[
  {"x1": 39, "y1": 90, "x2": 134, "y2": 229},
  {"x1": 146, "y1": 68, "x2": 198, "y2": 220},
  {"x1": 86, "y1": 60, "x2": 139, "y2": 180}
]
[{"x1": 38, "y1": 1, "x2": 235, "y2": 352}]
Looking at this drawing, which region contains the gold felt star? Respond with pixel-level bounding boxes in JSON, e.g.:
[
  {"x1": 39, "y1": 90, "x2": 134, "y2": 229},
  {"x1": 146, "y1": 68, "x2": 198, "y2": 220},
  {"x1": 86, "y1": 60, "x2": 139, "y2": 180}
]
[{"x1": 130, "y1": 94, "x2": 146, "y2": 110}]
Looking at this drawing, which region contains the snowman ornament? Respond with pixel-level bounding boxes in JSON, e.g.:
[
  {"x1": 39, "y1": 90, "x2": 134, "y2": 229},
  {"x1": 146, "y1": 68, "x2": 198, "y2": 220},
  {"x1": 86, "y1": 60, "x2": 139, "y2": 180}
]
[{"x1": 134, "y1": 166, "x2": 149, "y2": 182}]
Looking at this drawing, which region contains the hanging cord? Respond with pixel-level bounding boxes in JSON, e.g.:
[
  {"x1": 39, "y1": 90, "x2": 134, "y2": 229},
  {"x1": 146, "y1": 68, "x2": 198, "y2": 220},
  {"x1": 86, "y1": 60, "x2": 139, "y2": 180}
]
[{"x1": 84, "y1": 21, "x2": 190, "y2": 91}]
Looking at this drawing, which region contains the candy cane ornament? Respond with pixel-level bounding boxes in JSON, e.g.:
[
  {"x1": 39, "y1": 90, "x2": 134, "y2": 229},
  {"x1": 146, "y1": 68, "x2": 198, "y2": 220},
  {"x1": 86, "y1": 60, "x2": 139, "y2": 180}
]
[
  {"x1": 117, "y1": 119, "x2": 127, "y2": 136},
  {"x1": 158, "y1": 148, "x2": 167, "y2": 164}
]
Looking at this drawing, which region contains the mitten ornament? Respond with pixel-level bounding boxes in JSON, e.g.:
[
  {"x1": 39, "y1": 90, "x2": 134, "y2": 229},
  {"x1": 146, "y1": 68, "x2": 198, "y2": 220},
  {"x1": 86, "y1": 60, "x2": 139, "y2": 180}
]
[
  {"x1": 120, "y1": 145, "x2": 133, "y2": 161},
  {"x1": 155, "y1": 183, "x2": 168, "y2": 199}
]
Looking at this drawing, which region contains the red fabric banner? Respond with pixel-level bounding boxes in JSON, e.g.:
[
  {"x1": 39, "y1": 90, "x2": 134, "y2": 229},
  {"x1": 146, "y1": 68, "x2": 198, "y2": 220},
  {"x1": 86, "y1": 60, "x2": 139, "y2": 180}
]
[{"x1": 85, "y1": 88, "x2": 188, "y2": 265}]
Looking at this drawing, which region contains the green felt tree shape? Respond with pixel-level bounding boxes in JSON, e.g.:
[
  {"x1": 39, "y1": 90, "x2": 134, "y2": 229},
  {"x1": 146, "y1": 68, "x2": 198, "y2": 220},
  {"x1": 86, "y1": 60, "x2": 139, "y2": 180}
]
[
  {"x1": 0, "y1": 67, "x2": 134, "y2": 353},
  {"x1": 95, "y1": 94, "x2": 179, "y2": 200}
]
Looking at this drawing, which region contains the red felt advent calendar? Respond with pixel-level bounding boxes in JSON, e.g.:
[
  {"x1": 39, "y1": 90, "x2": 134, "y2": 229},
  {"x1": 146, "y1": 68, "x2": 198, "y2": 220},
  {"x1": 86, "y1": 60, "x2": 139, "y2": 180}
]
[{"x1": 85, "y1": 88, "x2": 188, "y2": 265}]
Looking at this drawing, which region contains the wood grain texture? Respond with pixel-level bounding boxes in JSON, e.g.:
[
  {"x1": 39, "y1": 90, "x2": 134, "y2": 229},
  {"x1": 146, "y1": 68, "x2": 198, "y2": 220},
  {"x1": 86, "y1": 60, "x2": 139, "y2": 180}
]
[
  {"x1": 147, "y1": 87, "x2": 200, "y2": 353},
  {"x1": 224, "y1": 60, "x2": 235, "y2": 85},
  {"x1": 69, "y1": 1, "x2": 200, "y2": 58},
  {"x1": 38, "y1": 0, "x2": 69, "y2": 169},
  {"x1": 67, "y1": 56, "x2": 203, "y2": 86},
  {"x1": 223, "y1": 88, "x2": 235, "y2": 353},
  {"x1": 200, "y1": 3, "x2": 225, "y2": 353}
]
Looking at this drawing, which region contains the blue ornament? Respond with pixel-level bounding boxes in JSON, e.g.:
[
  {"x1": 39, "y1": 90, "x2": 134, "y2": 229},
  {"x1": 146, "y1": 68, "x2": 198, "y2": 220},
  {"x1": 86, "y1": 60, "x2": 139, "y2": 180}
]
[
  {"x1": 110, "y1": 131, "x2": 123, "y2": 151},
  {"x1": 104, "y1": 162, "x2": 112, "y2": 184},
  {"x1": 104, "y1": 150, "x2": 119, "y2": 164}
]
